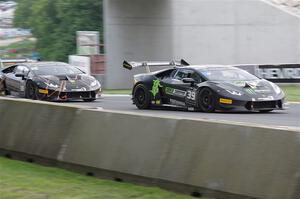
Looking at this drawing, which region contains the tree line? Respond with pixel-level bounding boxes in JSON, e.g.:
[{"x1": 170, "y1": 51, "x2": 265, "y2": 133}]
[{"x1": 14, "y1": 0, "x2": 103, "y2": 61}]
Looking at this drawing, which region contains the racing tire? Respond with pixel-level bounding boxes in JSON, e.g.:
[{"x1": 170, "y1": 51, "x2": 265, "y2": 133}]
[
  {"x1": 4, "y1": 89, "x2": 10, "y2": 96},
  {"x1": 1, "y1": 82, "x2": 10, "y2": 95},
  {"x1": 25, "y1": 81, "x2": 38, "y2": 100},
  {"x1": 198, "y1": 88, "x2": 216, "y2": 113},
  {"x1": 259, "y1": 109, "x2": 273, "y2": 113},
  {"x1": 133, "y1": 84, "x2": 150, "y2": 109},
  {"x1": 83, "y1": 98, "x2": 96, "y2": 102}
]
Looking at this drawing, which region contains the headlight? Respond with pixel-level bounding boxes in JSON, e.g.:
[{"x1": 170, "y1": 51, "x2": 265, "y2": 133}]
[
  {"x1": 91, "y1": 80, "x2": 100, "y2": 87},
  {"x1": 226, "y1": 89, "x2": 242, "y2": 96},
  {"x1": 270, "y1": 82, "x2": 281, "y2": 94}
]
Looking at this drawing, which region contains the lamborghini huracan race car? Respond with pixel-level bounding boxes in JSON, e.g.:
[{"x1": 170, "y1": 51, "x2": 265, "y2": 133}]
[
  {"x1": 0, "y1": 61, "x2": 101, "y2": 101},
  {"x1": 123, "y1": 60, "x2": 286, "y2": 112}
]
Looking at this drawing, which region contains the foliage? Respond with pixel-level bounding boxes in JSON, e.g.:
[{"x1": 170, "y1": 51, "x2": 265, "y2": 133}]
[{"x1": 13, "y1": 0, "x2": 103, "y2": 61}]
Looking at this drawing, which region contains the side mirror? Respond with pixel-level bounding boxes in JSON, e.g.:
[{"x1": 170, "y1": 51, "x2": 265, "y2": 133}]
[
  {"x1": 182, "y1": 78, "x2": 195, "y2": 86},
  {"x1": 15, "y1": 73, "x2": 25, "y2": 80}
]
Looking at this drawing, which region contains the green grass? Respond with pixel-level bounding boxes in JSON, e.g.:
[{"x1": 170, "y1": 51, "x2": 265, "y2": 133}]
[
  {"x1": 103, "y1": 89, "x2": 131, "y2": 95},
  {"x1": 0, "y1": 157, "x2": 210, "y2": 199},
  {"x1": 280, "y1": 85, "x2": 300, "y2": 102}
]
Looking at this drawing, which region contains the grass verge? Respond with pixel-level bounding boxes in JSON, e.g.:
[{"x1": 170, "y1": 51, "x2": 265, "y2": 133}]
[
  {"x1": 279, "y1": 85, "x2": 300, "y2": 102},
  {"x1": 103, "y1": 89, "x2": 131, "y2": 95},
  {"x1": 0, "y1": 157, "x2": 211, "y2": 199}
]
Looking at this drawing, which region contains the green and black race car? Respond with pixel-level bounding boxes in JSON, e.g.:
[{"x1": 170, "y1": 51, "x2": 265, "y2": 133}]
[{"x1": 123, "y1": 60, "x2": 286, "y2": 113}]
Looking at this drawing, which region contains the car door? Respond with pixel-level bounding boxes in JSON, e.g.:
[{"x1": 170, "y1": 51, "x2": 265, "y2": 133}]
[
  {"x1": 161, "y1": 68, "x2": 196, "y2": 102},
  {"x1": 5, "y1": 65, "x2": 29, "y2": 92}
]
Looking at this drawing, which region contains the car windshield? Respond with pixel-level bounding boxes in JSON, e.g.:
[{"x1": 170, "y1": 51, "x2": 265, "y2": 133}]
[
  {"x1": 199, "y1": 68, "x2": 259, "y2": 81},
  {"x1": 32, "y1": 65, "x2": 83, "y2": 76}
]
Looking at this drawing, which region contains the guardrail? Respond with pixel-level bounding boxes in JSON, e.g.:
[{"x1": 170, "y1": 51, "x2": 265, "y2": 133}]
[{"x1": 0, "y1": 97, "x2": 299, "y2": 199}]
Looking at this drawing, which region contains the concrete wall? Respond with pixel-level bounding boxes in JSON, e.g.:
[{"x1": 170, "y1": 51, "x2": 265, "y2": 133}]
[
  {"x1": 0, "y1": 97, "x2": 299, "y2": 199},
  {"x1": 104, "y1": 0, "x2": 174, "y2": 89},
  {"x1": 0, "y1": 99, "x2": 78, "y2": 159},
  {"x1": 104, "y1": 0, "x2": 300, "y2": 88}
]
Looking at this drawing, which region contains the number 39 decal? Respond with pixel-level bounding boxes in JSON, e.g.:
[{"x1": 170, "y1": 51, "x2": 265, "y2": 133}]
[{"x1": 186, "y1": 90, "x2": 196, "y2": 100}]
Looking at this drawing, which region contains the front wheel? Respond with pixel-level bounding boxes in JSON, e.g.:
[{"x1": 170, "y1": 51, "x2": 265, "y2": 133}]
[
  {"x1": 25, "y1": 81, "x2": 37, "y2": 100},
  {"x1": 133, "y1": 84, "x2": 150, "y2": 109},
  {"x1": 259, "y1": 109, "x2": 273, "y2": 113},
  {"x1": 198, "y1": 88, "x2": 216, "y2": 113},
  {"x1": 4, "y1": 89, "x2": 10, "y2": 96},
  {"x1": 83, "y1": 98, "x2": 96, "y2": 102}
]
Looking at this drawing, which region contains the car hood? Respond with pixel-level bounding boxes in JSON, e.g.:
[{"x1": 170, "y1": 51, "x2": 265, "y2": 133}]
[
  {"x1": 37, "y1": 74, "x2": 99, "y2": 91},
  {"x1": 210, "y1": 79, "x2": 276, "y2": 96}
]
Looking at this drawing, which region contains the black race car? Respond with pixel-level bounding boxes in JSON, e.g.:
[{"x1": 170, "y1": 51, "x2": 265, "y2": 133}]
[
  {"x1": 123, "y1": 60, "x2": 286, "y2": 112},
  {"x1": 0, "y1": 61, "x2": 101, "y2": 101}
]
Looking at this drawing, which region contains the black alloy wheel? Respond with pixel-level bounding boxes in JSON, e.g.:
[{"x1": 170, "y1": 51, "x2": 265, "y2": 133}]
[
  {"x1": 25, "y1": 81, "x2": 38, "y2": 100},
  {"x1": 133, "y1": 84, "x2": 150, "y2": 109},
  {"x1": 259, "y1": 109, "x2": 273, "y2": 113},
  {"x1": 198, "y1": 88, "x2": 216, "y2": 113},
  {"x1": 4, "y1": 89, "x2": 10, "y2": 95},
  {"x1": 2, "y1": 82, "x2": 10, "y2": 95},
  {"x1": 83, "y1": 98, "x2": 96, "y2": 102}
]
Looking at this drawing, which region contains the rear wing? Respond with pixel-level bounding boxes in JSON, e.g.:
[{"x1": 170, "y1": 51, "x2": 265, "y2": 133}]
[
  {"x1": 123, "y1": 59, "x2": 189, "y2": 73},
  {"x1": 0, "y1": 58, "x2": 36, "y2": 69}
]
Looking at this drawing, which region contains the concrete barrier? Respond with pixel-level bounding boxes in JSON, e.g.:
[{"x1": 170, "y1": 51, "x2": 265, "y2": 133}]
[
  {"x1": 0, "y1": 97, "x2": 299, "y2": 199},
  {"x1": 0, "y1": 97, "x2": 78, "y2": 159}
]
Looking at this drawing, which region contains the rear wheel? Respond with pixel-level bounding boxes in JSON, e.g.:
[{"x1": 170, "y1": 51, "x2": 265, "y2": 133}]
[
  {"x1": 1, "y1": 81, "x2": 10, "y2": 95},
  {"x1": 4, "y1": 89, "x2": 10, "y2": 96},
  {"x1": 133, "y1": 84, "x2": 150, "y2": 109},
  {"x1": 198, "y1": 88, "x2": 215, "y2": 113}
]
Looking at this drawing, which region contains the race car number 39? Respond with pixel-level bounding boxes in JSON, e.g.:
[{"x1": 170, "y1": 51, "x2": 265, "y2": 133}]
[{"x1": 186, "y1": 90, "x2": 196, "y2": 100}]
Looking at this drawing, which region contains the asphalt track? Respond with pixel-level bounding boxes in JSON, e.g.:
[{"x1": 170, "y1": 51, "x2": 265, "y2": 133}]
[{"x1": 66, "y1": 95, "x2": 300, "y2": 130}]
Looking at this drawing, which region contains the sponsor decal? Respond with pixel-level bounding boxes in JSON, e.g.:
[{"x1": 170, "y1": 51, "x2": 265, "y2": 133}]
[
  {"x1": 38, "y1": 89, "x2": 48, "y2": 94},
  {"x1": 219, "y1": 98, "x2": 233, "y2": 104},
  {"x1": 150, "y1": 79, "x2": 162, "y2": 98},
  {"x1": 165, "y1": 87, "x2": 174, "y2": 95},
  {"x1": 165, "y1": 86, "x2": 186, "y2": 97},
  {"x1": 173, "y1": 89, "x2": 186, "y2": 97}
]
